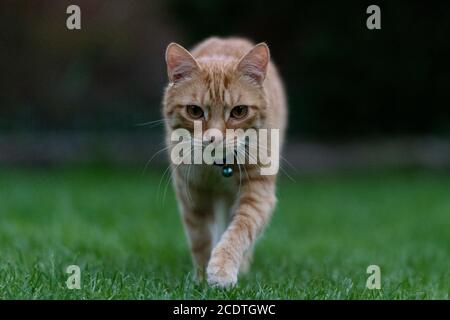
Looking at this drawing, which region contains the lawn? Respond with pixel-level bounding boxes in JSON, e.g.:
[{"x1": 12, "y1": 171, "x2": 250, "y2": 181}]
[{"x1": 0, "y1": 167, "x2": 448, "y2": 299}]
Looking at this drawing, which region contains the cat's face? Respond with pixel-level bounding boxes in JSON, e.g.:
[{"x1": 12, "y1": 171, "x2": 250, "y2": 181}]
[{"x1": 163, "y1": 43, "x2": 270, "y2": 139}]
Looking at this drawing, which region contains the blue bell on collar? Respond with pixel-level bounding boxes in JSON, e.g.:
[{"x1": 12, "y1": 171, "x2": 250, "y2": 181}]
[{"x1": 222, "y1": 165, "x2": 233, "y2": 177}]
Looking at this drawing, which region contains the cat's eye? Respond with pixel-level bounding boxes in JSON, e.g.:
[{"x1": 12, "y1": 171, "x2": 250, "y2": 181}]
[
  {"x1": 230, "y1": 105, "x2": 248, "y2": 119},
  {"x1": 186, "y1": 105, "x2": 204, "y2": 119}
]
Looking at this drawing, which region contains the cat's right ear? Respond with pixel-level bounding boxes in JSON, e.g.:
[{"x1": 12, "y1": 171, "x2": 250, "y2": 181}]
[
  {"x1": 165, "y1": 43, "x2": 199, "y2": 83},
  {"x1": 237, "y1": 43, "x2": 270, "y2": 85}
]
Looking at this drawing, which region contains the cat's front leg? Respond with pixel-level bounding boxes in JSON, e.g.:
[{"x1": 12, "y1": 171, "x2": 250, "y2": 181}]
[
  {"x1": 206, "y1": 177, "x2": 276, "y2": 287},
  {"x1": 174, "y1": 171, "x2": 214, "y2": 282},
  {"x1": 181, "y1": 209, "x2": 213, "y2": 282}
]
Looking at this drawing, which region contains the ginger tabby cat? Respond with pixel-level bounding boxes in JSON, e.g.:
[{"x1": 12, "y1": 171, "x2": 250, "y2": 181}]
[{"x1": 163, "y1": 37, "x2": 287, "y2": 287}]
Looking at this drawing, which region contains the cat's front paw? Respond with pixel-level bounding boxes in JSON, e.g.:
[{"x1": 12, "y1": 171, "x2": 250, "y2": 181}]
[{"x1": 206, "y1": 253, "x2": 238, "y2": 288}]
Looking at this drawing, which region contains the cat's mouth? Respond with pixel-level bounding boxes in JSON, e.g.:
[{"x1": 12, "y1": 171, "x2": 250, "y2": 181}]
[
  {"x1": 213, "y1": 159, "x2": 226, "y2": 167},
  {"x1": 212, "y1": 152, "x2": 234, "y2": 167}
]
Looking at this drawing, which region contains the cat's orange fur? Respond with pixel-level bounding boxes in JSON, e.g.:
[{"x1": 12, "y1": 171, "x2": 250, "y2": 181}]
[{"x1": 163, "y1": 37, "x2": 287, "y2": 287}]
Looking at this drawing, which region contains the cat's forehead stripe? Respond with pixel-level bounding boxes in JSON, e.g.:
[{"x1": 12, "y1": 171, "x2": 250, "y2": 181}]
[
  {"x1": 202, "y1": 70, "x2": 233, "y2": 106},
  {"x1": 202, "y1": 89, "x2": 210, "y2": 106},
  {"x1": 197, "y1": 55, "x2": 237, "y2": 63}
]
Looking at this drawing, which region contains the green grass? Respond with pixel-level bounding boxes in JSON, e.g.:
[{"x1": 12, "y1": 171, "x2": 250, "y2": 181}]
[{"x1": 0, "y1": 167, "x2": 448, "y2": 299}]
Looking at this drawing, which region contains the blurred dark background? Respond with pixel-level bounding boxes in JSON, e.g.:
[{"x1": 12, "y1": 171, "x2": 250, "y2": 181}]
[{"x1": 1, "y1": 0, "x2": 449, "y2": 170}]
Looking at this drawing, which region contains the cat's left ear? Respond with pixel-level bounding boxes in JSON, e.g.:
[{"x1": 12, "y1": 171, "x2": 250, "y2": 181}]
[
  {"x1": 165, "y1": 43, "x2": 200, "y2": 83},
  {"x1": 237, "y1": 43, "x2": 270, "y2": 85}
]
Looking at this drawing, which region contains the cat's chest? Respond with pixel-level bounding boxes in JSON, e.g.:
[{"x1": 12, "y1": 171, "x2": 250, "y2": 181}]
[{"x1": 178, "y1": 164, "x2": 236, "y2": 194}]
